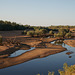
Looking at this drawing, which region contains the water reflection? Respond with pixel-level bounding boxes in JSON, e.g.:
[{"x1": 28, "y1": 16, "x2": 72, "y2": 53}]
[
  {"x1": 0, "y1": 44, "x2": 31, "y2": 58},
  {"x1": 9, "y1": 47, "x2": 35, "y2": 57},
  {"x1": 51, "y1": 40, "x2": 75, "y2": 59},
  {"x1": 0, "y1": 39, "x2": 75, "y2": 75},
  {"x1": 51, "y1": 40, "x2": 64, "y2": 45}
]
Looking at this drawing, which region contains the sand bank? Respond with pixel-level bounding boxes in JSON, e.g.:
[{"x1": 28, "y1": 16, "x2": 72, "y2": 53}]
[
  {"x1": 64, "y1": 40, "x2": 75, "y2": 47},
  {"x1": 0, "y1": 44, "x2": 66, "y2": 69}
]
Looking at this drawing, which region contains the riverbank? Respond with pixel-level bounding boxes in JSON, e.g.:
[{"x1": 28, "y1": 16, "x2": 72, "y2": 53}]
[
  {"x1": 0, "y1": 31, "x2": 67, "y2": 69},
  {"x1": 0, "y1": 43, "x2": 66, "y2": 69},
  {"x1": 64, "y1": 40, "x2": 75, "y2": 47},
  {"x1": 0, "y1": 37, "x2": 67, "y2": 69}
]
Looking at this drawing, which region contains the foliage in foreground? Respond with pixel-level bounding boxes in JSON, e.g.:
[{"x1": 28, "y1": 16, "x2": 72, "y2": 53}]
[
  {"x1": 37, "y1": 63, "x2": 75, "y2": 75},
  {"x1": 37, "y1": 71, "x2": 54, "y2": 75},
  {"x1": 59, "y1": 63, "x2": 75, "y2": 75}
]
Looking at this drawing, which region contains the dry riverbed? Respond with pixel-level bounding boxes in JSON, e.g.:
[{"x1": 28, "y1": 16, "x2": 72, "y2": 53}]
[
  {"x1": 64, "y1": 40, "x2": 75, "y2": 47},
  {"x1": 0, "y1": 31, "x2": 67, "y2": 69}
]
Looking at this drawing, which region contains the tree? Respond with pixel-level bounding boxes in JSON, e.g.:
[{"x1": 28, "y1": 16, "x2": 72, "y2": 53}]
[
  {"x1": 0, "y1": 35, "x2": 2, "y2": 45},
  {"x1": 58, "y1": 28, "x2": 66, "y2": 38},
  {"x1": 27, "y1": 31, "x2": 35, "y2": 37},
  {"x1": 22, "y1": 30, "x2": 27, "y2": 35},
  {"x1": 49, "y1": 30, "x2": 54, "y2": 35},
  {"x1": 65, "y1": 33, "x2": 71, "y2": 38}
]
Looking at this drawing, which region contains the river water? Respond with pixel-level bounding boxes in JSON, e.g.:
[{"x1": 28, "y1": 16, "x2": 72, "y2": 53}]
[{"x1": 0, "y1": 40, "x2": 75, "y2": 75}]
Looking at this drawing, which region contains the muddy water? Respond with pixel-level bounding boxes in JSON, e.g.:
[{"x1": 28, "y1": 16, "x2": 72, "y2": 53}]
[{"x1": 0, "y1": 40, "x2": 75, "y2": 75}]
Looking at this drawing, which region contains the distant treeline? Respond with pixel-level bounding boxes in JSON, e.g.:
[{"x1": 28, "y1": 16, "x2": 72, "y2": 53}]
[
  {"x1": 0, "y1": 20, "x2": 75, "y2": 31},
  {"x1": 0, "y1": 20, "x2": 33, "y2": 31}
]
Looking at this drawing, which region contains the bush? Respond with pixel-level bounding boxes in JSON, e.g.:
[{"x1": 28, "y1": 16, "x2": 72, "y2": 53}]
[
  {"x1": 34, "y1": 29, "x2": 40, "y2": 36},
  {"x1": 27, "y1": 31, "x2": 35, "y2": 37},
  {"x1": 65, "y1": 32, "x2": 71, "y2": 38},
  {"x1": 49, "y1": 30, "x2": 54, "y2": 35},
  {"x1": 54, "y1": 33, "x2": 57, "y2": 37},
  {"x1": 37, "y1": 71, "x2": 54, "y2": 75},
  {"x1": 34, "y1": 29, "x2": 48, "y2": 37},
  {"x1": 58, "y1": 63, "x2": 75, "y2": 75},
  {"x1": 22, "y1": 30, "x2": 27, "y2": 35},
  {"x1": 39, "y1": 29, "x2": 48, "y2": 34},
  {"x1": 58, "y1": 28, "x2": 66, "y2": 38},
  {"x1": 54, "y1": 33, "x2": 62, "y2": 37},
  {"x1": 0, "y1": 35, "x2": 2, "y2": 45}
]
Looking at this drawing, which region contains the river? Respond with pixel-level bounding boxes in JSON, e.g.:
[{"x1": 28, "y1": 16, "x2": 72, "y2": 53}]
[{"x1": 0, "y1": 39, "x2": 75, "y2": 75}]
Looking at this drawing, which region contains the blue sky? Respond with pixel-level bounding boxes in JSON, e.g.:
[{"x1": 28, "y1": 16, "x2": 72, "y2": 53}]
[{"x1": 0, "y1": 0, "x2": 75, "y2": 26}]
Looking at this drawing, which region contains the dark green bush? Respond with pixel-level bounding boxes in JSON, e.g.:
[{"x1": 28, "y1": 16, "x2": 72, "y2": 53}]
[
  {"x1": 27, "y1": 31, "x2": 35, "y2": 37},
  {"x1": 0, "y1": 35, "x2": 2, "y2": 45},
  {"x1": 65, "y1": 32, "x2": 71, "y2": 38},
  {"x1": 22, "y1": 30, "x2": 27, "y2": 35}
]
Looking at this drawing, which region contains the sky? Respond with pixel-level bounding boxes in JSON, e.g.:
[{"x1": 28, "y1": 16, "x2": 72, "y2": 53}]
[{"x1": 0, "y1": 0, "x2": 75, "y2": 26}]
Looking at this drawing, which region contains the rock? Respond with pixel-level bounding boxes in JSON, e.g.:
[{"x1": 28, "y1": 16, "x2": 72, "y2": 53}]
[
  {"x1": 66, "y1": 52, "x2": 73, "y2": 55},
  {"x1": 69, "y1": 56, "x2": 72, "y2": 58}
]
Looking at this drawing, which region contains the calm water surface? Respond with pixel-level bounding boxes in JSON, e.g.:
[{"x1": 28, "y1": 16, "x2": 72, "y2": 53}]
[{"x1": 0, "y1": 40, "x2": 75, "y2": 75}]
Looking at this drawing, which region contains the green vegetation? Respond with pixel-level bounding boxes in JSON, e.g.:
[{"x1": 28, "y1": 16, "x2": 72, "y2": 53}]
[
  {"x1": 0, "y1": 20, "x2": 33, "y2": 31},
  {"x1": 0, "y1": 20, "x2": 75, "y2": 31},
  {"x1": 49, "y1": 30, "x2": 54, "y2": 35},
  {"x1": 37, "y1": 63, "x2": 75, "y2": 75},
  {"x1": 27, "y1": 31, "x2": 35, "y2": 37},
  {"x1": 54, "y1": 28, "x2": 72, "y2": 38},
  {"x1": 22, "y1": 28, "x2": 72, "y2": 38},
  {"x1": 21, "y1": 29, "x2": 48, "y2": 37},
  {"x1": 22, "y1": 30, "x2": 27, "y2": 35},
  {"x1": 37, "y1": 71, "x2": 54, "y2": 75},
  {"x1": 0, "y1": 34, "x2": 2, "y2": 45},
  {"x1": 65, "y1": 32, "x2": 71, "y2": 38},
  {"x1": 0, "y1": 20, "x2": 74, "y2": 38},
  {"x1": 58, "y1": 63, "x2": 75, "y2": 75}
]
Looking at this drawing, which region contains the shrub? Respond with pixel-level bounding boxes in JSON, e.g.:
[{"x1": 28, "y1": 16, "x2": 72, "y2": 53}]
[
  {"x1": 39, "y1": 29, "x2": 48, "y2": 34},
  {"x1": 37, "y1": 71, "x2": 54, "y2": 75},
  {"x1": 0, "y1": 35, "x2": 2, "y2": 45},
  {"x1": 34, "y1": 29, "x2": 48, "y2": 37},
  {"x1": 49, "y1": 30, "x2": 54, "y2": 35},
  {"x1": 65, "y1": 32, "x2": 71, "y2": 38},
  {"x1": 58, "y1": 28, "x2": 66, "y2": 38},
  {"x1": 34, "y1": 29, "x2": 40, "y2": 36},
  {"x1": 54, "y1": 33, "x2": 57, "y2": 37},
  {"x1": 22, "y1": 30, "x2": 27, "y2": 35},
  {"x1": 58, "y1": 63, "x2": 75, "y2": 75},
  {"x1": 54, "y1": 33, "x2": 62, "y2": 37},
  {"x1": 27, "y1": 31, "x2": 35, "y2": 37}
]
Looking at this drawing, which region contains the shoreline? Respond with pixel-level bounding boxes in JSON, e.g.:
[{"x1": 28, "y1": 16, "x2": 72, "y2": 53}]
[
  {"x1": 0, "y1": 30, "x2": 68, "y2": 69},
  {"x1": 64, "y1": 40, "x2": 75, "y2": 47},
  {"x1": 0, "y1": 36, "x2": 67, "y2": 69}
]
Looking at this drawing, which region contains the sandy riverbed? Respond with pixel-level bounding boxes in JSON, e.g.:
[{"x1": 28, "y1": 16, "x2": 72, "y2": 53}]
[
  {"x1": 64, "y1": 40, "x2": 75, "y2": 47},
  {"x1": 0, "y1": 31, "x2": 67, "y2": 69}
]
